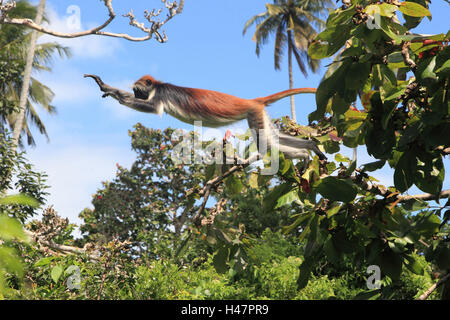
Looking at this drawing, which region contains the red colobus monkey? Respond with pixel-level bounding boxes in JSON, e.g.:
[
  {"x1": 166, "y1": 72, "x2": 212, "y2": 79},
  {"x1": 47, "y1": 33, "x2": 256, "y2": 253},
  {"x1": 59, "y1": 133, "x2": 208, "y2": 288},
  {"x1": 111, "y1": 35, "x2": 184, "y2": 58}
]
[{"x1": 85, "y1": 74, "x2": 326, "y2": 160}]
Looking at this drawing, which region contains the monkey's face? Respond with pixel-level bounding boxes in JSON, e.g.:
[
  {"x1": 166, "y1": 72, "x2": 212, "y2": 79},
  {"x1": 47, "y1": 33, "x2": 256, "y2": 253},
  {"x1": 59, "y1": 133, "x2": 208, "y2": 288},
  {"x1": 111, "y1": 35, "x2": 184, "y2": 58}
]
[{"x1": 133, "y1": 76, "x2": 155, "y2": 100}]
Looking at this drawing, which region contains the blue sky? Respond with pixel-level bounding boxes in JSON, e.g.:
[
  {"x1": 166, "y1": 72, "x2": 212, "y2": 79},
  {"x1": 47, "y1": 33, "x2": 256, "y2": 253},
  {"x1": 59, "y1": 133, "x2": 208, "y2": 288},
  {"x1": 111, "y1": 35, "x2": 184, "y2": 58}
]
[{"x1": 24, "y1": 0, "x2": 449, "y2": 226}]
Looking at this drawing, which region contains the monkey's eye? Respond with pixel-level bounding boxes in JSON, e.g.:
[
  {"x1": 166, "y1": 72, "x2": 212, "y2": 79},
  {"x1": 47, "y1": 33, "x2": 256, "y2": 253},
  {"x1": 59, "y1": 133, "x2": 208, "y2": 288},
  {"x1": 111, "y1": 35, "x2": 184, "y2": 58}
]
[{"x1": 145, "y1": 79, "x2": 152, "y2": 86}]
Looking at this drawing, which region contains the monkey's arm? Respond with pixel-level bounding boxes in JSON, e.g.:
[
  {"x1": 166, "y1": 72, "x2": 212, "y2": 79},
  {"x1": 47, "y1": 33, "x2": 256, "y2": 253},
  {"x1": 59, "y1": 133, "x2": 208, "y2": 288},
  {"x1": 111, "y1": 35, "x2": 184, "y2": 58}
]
[{"x1": 84, "y1": 74, "x2": 158, "y2": 114}]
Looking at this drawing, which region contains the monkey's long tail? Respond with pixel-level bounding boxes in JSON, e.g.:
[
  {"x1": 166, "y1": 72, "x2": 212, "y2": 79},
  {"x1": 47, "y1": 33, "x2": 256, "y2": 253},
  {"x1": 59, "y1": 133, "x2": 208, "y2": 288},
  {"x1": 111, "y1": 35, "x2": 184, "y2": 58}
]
[{"x1": 254, "y1": 88, "x2": 316, "y2": 106}]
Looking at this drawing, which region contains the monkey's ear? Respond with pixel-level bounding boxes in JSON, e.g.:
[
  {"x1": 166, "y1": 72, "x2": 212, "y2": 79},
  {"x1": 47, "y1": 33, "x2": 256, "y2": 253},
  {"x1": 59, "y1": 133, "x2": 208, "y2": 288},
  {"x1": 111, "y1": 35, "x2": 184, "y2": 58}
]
[{"x1": 145, "y1": 79, "x2": 153, "y2": 86}]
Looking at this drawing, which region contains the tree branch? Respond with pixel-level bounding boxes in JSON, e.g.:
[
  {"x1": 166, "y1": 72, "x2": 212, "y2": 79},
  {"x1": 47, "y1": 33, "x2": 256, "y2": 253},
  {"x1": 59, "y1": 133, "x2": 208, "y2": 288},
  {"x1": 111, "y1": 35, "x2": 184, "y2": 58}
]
[
  {"x1": 192, "y1": 154, "x2": 260, "y2": 227},
  {"x1": 0, "y1": 0, "x2": 184, "y2": 42},
  {"x1": 397, "y1": 189, "x2": 450, "y2": 202},
  {"x1": 25, "y1": 229, "x2": 100, "y2": 261},
  {"x1": 417, "y1": 272, "x2": 450, "y2": 300},
  {"x1": 401, "y1": 41, "x2": 416, "y2": 70}
]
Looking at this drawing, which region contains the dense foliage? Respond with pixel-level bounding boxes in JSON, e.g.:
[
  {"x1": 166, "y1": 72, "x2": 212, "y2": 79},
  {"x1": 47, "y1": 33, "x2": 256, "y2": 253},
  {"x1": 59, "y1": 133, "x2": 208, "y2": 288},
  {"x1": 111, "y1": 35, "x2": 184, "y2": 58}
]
[{"x1": 0, "y1": 0, "x2": 448, "y2": 300}]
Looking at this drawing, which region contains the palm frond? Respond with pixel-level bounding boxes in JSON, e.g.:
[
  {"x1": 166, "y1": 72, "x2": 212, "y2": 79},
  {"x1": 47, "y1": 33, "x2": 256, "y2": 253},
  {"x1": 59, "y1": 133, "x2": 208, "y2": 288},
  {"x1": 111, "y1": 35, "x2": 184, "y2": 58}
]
[
  {"x1": 290, "y1": 37, "x2": 308, "y2": 76},
  {"x1": 243, "y1": 12, "x2": 268, "y2": 35},
  {"x1": 253, "y1": 15, "x2": 282, "y2": 56},
  {"x1": 274, "y1": 21, "x2": 287, "y2": 70},
  {"x1": 26, "y1": 100, "x2": 50, "y2": 140}
]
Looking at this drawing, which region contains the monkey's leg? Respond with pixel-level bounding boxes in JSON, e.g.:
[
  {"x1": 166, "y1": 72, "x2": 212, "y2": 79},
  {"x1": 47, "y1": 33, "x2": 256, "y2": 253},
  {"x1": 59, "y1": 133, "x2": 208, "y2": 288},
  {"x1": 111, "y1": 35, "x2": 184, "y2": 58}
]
[
  {"x1": 84, "y1": 74, "x2": 158, "y2": 114},
  {"x1": 278, "y1": 133, "x2": 326, "y2": 160}
]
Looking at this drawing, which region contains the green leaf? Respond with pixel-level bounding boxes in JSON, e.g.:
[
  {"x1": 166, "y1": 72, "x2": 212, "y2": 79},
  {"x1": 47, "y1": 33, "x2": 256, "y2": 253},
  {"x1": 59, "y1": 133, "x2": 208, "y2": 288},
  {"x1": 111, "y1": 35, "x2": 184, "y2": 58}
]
[
  {"x1": 275, "y1": 188, "x2": 300, "y2": 209},
  {"x1": 332, "y1": 229, "x2": 356, "y2": 254},
  {"x1": 415, "y1": 154, "x2": 444, "y2": 194},
  {"x1": 316, "y1": 177, "x2": 358, "y2": 202},
  {"x1": 379, "y1": 3, "x2": 399, "y2": 17},
  {"x1": 345, "y1": 61, "x2": 372, "y2": 91},
  {"x1": 353, "y1": 290, "x2": 381, "y2": 300},
  {"x1": 401, "y1": 198, "x2": 428, "y2": 211},
  {"x1": 414, "y1": 213, "x2": 441, "y2": 237},
  {"x1": 331, "y1": 93, "x2": 350, "y2": 115},
  {"x1": 398, "y1": 122, "x2": 421, "y2": 149},
  {"x1": 404, "y1": 254, "x2": 424, "y2": 275},
  {"x1": 0, "y1": 194, "x2": 40, "y2": 207},
  {"x1": 205, "y1": 164, "x2": 217, "y2": 181},
  {"x1": 311, "y1": 25, "x2": 352, "y2": 59},
  {"x1": 345, "y1": 160, "x2": 357, "y2": 176},
  {"x1": 394, "y1": 151, "x2": 416, "y2": 192},
  {"x1": 308, "y1": 41, "x2": 332, "y2": 60},
  {"x1": 334, "y1": 153, "x2": 351, "y2": 163},
  {"x1": 175, "y1": 232, "x2": 192, "y2": 257},
  {"x1": 225, "y1": 175, "x2": 243, "y2": 195},
  {"x1": 324, "y1": 236, "x2": 339, "y2": 264},
  {"x1": 297, "y1": 258, "x2": 313, "y2": 290},
  {"x1": 417, "y1": 56, "x2": 437, "y2": 84},
  {"x1": 283, "y1": 213, "x2": 312, "y2": 235},
  {"x1": 361, "y1": 160, "x2": 386, "y2": 172},
  {"x1": 310, "y1": 59, "x2": 352, "y2": 121},
  {"x1": 304, "y1": 215, "x2": 319, "y2": 257},
  {"x1": 0, "y1": 215, "x2": 29, "y2": 242},
  {"x1": 34, "y1": 257, "x2": 56, "y2": 267},
  {"x1": 248, "y1": 172, "x2": 259, "y2": 189},
  {"x1": 398, "y1": 2, "x2": 431, "y2": 17},
  {"x1": 434, "y1": 59, "x2": 450, "y2": 76},
  {"x1": 213, "y1": 247, "x2": 229, "y2": 274},
  {"x1": 435, "y1": 246, "x2": 450, "y2": 270},
  {"x1": 263, "y1": 183, "x2": 292, "y2": 212},
  {"x1": 380, "y1": 249, "x2": 403, "y2": 280},
  {"x1": 0, "y1": 247, "x2": 23, "y2": 277},
  {"x1": 51, "y1": 265, "x2": 63, "y2": 283},
  {"x1": 326, "y1": 202, "x2": 341, "y2": 218}
]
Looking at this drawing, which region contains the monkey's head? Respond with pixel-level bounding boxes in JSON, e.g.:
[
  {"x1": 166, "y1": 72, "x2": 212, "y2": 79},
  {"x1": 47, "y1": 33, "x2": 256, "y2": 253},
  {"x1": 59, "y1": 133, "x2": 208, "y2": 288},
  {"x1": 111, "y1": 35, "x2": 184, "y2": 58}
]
[{"x1": 133, "y1": 75, "x2": 158, "y2": 100}]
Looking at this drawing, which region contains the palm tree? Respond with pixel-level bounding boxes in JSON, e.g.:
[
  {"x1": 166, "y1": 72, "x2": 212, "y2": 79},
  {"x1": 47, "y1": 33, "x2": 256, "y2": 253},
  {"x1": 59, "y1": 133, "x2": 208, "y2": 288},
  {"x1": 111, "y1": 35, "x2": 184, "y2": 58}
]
[
  {"x1": 0, "y1": 0, "x2": 71, "y2": 147},
  {"x1": 243, "y1": 0, "x2": 332, "y2": 123}
]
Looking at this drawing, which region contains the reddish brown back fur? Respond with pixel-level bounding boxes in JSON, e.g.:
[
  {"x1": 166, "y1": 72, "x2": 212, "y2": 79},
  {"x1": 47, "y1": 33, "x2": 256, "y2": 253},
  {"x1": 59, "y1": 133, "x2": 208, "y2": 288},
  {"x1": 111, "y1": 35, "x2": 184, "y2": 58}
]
[
  {"x1": 133, "y1": 75, "x2": 314, "y2": 122},
  {"x1": 183, "y1": 87, "x2": 259, "y2": 119}
]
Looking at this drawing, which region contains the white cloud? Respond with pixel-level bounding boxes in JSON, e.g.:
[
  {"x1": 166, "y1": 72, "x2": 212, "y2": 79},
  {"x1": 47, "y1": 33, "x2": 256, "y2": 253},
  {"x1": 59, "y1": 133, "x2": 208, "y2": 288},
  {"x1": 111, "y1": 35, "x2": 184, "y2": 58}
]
[{"x1": 38, "y1": 4, "x2": 122, "y2": 59}]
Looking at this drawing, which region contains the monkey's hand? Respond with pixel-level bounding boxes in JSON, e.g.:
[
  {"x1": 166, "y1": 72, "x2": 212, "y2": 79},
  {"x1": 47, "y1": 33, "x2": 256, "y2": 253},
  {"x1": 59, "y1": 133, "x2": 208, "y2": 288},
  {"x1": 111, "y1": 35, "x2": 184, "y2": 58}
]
[{"x1": 84, "y1": 74, "x2": 158, "y2": 114}]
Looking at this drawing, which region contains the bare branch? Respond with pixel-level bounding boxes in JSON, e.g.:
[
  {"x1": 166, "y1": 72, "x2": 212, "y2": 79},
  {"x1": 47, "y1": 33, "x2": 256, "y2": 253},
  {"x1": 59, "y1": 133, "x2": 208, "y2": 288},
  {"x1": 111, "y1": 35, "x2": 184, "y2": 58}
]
[
  {"x1": 25, "y1": 229, "x2": 100, "y2": 261},
  {"x1": 418, "y1": 272, "x2": 450, "y2": 300},
  {"x1": 0, "y1": 0, "x2": 184, "y2": 42},
  {"x1": 401, "y1": 41, "x2": 416, "y2": 70},
  {"x1": 25, "y1": 206, "x2": 101, "y2": 260},
  {"x1": 397, "y1": 189, "x2": 450, "y2": 202}
]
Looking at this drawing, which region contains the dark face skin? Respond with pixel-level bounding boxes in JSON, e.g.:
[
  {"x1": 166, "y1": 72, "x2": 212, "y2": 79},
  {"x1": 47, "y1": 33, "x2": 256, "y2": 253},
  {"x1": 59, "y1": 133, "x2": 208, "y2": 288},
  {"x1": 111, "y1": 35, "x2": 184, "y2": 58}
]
[{"x1": 133, "y1": 78, "x2": 153, "y2": 100}]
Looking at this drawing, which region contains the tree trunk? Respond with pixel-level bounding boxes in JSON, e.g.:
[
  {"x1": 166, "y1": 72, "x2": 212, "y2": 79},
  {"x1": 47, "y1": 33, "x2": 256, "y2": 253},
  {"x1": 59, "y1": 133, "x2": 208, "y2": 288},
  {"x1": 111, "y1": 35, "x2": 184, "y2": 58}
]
[
  {"x1": 287, "y1": 31, "x2": 296, "y2": 123},
  {"x1": 11, "y1": 0, "x2": 46, "y2": 152},
  {"x1": 1, "y1": 0, "x2": 46, "y2": 196}
]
